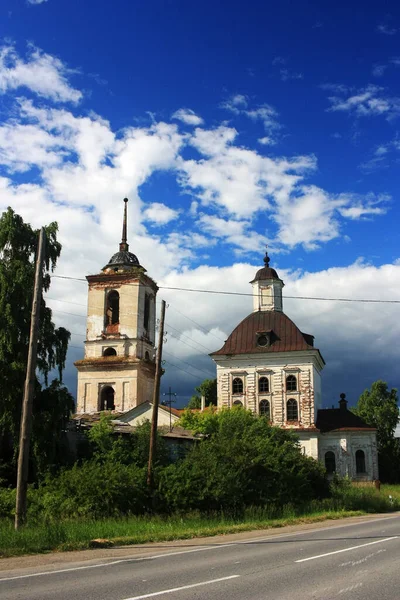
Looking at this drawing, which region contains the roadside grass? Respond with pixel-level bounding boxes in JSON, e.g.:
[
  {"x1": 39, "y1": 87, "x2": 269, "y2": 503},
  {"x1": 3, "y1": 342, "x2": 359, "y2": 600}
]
[{"x1": 0, "y1": 485, "x2": 399, "y2": 559}]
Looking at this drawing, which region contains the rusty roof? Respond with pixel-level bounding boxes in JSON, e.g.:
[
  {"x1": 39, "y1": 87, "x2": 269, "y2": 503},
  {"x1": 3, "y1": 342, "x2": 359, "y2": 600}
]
[{"x1": 211, "y1": 310, "x2": 322, "y2": 357}]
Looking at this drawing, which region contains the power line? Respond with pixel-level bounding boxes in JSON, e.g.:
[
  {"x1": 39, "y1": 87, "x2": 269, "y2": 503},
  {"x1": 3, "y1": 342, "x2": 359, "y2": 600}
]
[
  {"x1": 163, "y1": 349, "x2": 215, "y2": 378},
  {"x1": 51, "y1": 274, "x2": 400, "y2": 304}
]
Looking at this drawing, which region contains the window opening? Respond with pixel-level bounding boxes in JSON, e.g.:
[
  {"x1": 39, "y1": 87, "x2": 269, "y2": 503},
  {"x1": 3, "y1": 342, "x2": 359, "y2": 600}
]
[
  {"x1": 232, "y1": 377, "x2": 244, "y2": 394},
  {"x1": 286, "y1": 374, "x2": 297, "y2": 392},
  {"x1": 106, "y1": 291, "x2": 120, "y2": 325},
  {"x1": 233, "y1": 400, "x2": 243, "y2": 407},
  {"x1": 287, "y1": 398, "x2": 298, "y2": 421},
  {"x1": 356, "y1": 450, "x2": 366, "y2": 474},
  {"x1": 144, "y1": 293, "x2": 150, "y2": 330},
  {"x1": 259, "y1": 399, "x2": 270, "y2": 419},
  {"x1": 100, "y1": 386, "x2": 115, "y2": 411},
  {"x1": 103, "y1": 347, "x2": 117, "y2": 357},
  {"x1": 259, "y1": 376, "x2": 269, "y2": 393},
  {"x1": 325, "y1": 451, "x2": 336, "y2": 474}
]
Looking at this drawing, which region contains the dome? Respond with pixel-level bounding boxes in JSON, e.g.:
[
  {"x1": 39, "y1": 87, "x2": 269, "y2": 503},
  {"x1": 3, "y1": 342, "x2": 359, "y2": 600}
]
[
  {"x1": 250, "y1": 249, "x2": 281, "y2": 283},
  {"x1": 104, "y1": 250, "x2": 140, "y2": 269}
]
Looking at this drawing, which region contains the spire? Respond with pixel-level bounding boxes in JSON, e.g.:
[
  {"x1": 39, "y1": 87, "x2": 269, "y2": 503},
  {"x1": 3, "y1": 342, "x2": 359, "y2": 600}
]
[
  {"x1": 119, "y1": 198, "x2": 129, "y2": 252},
  {"x1": 263, "y1": 245, "x2": 270, "y2": 267}
]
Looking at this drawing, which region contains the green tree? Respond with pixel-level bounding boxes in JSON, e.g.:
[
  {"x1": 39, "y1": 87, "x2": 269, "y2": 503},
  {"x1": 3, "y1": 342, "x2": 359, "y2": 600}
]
[
  {"x1": 0, "y1": 207, "x2": 73, "y2": 484},
  {"x1": 353, "y1": 380, "x2": 399, "y2": 482},
  {"x1": 161, "y1": 407, "x2": 328, "y2": 513},
  {"x1": 186, "y1": 378, "x2": 217, "y2": 409}
]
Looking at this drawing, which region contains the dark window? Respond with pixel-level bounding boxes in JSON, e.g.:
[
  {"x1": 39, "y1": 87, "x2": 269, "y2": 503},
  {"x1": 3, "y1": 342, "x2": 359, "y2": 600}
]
[
  {"x1": 356, "y1": 450, "x2": 366, "y2": 474},
  {"x1": 144, "y1": 293, "x2": 150, "y2": 330},
  {"x1": 259, "y1": 376, "x2": 269, "y2": 393},
  {"x1": 100, "y1": 386, "x2": 115, "y2": 411},
  {"x1": 257, "y1": 334, "x2": 269, "y2": 347},
  {"x1": 233, "y1": 400, "x2": 243, "y2": 407},
  {"x1": 325, "y1": 451, "x2": 336, "y2": 474},
  {"x1": 286, "y1": 374, "x2": 297, "y2": 392},
  {"x1": 144, "y1": 350, "x2": 150, "y2": 361},
  {"x1": 103, "y1": 347, "x2": 117, "y2": 357},
  {"x1": 259, "y1": 399, "x2": 270, "y2": 419},
  {"x1": 106, "y1": 291, "x2": 120, "y2": 325},
  {"x1": 287, "y1": 398, "x2": 298, "y2": 421},
  {"x1": 232, "y1": 377, "x2": 243, "y2": 394}
]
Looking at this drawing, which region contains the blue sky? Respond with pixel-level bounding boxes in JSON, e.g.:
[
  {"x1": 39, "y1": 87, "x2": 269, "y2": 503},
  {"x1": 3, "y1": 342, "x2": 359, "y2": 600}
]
[{"x1": 0, "y1": 0, "x2": 399, "y2": 406}]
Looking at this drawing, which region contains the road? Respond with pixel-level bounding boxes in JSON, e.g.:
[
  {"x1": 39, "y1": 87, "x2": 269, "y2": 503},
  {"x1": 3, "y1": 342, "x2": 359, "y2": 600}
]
[{"x1": 1, "y1": 514, "x2": 400, "y2": 600}]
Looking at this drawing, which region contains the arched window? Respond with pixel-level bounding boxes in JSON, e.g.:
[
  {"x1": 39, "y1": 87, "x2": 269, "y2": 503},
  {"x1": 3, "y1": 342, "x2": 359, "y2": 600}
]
[
  {"x1": 325, "y1": 451, "x2": 336, "y2": 474},
  {"x1": 356, "y1": 450, "x2": 366, "y2": 474},
  {"x1": 258, "y1": 377, "x2": 269, "y2": 393},
  {"x1": 100, "y1": 386, "x2": 115, "y2": 411},
  {"x1": 232, "y1": 377, "x2": 243, "y2": 394},
  {"x1": 259, "y1": 399, "x2": 270, "y2": 419},
  {"x1": 286, "y1": 374, "x2": 297, "y2": 392},
  {"x1": 144, "y1": 293, "x2": 150, "y2": 330},
  {"x1": 106, "y1": 291, "x2": 120, "y2": 325},
  {"x1": 144, "y1": 350, "x2": 150, "y2": 361},
  {"x1": 287, "y1": 398, "x2": 298, "y2": 421},
  {"x1": 103, "y1": 347, "x2": 117, "y2": 357},
  {"x1": 233, "y1": 400, "x2": 243, "y2": 407}
]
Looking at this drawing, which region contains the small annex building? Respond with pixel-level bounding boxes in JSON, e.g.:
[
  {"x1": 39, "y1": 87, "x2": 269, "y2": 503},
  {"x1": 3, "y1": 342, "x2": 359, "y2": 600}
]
[{"x1": 210, "y1": 251, "x2": 379, "y2": 481}]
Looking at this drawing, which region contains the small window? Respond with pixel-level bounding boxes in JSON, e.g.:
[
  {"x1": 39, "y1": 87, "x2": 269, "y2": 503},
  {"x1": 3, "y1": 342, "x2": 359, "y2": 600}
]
[
  {"x1": 286, "y1": 374, "x2": 297, "y2": 392},
  {"x1": 287, "y1": 398, "x2": 298, "y2": 421},
  {"x1": 233, "y1": 400, "x2": 243, "y2": 407},
  {"x1": 259, "y1": 376, "x2": 269, "y2": 393},
  {"x1": 144, "y1": 293, "x2": 150, "y2": 330},
  {"x1": 356, "y1": 450, "x2": 366, "y2": 474},
  {"x1": 259, "y1": 399, "x2": 270, "y2": 419},
  {"x1": 144, "y1": 350, "x2": 150, "y2": 361},
  {"x1": 232, "y1": 377, "x2": 243, "y2": 394},
  {"x1": 325, "y1": 451, "x2": 336, "y2": 474},
  {"x1": 100, "y1": 386, "x2": 115, "y2": 411},
  {"x1": 106, "y1": 291, "x2": 120, "y2": 325},
  {"x1": 257, "y1": 333, "x2": 270, "y2": 347},
  {"x1": 103, "y1": 347, "x2": 117, "y2": 357}
]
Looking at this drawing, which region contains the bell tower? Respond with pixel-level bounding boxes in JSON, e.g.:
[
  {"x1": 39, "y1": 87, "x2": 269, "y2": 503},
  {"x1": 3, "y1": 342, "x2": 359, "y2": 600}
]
[
  {"x1": 75, "y1": 198, "x2": 158, "y2": 414},
  {"x1": 250, "y1": 248, "x2": 284, "y2": 312}
]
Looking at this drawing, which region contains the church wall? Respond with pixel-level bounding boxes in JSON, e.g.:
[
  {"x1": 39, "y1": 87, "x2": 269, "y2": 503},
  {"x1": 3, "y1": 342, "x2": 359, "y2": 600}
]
[
  {"x1": 215, "y1": 351, "x2": 322, "y2": 428},
  {"x1": 318, "y1": 431, "x2": 378, "y2": 481}
]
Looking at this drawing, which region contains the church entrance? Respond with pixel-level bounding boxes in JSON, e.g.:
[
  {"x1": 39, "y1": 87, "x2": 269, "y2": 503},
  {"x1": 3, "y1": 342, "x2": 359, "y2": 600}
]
[{"x1": 100, "y1": 386, "x2": 115, "y2": 410}]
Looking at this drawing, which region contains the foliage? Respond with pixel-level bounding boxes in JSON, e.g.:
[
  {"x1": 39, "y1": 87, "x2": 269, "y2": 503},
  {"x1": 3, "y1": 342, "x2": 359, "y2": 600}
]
[
  {"x1": 160, "y1": 407, "x2": 329, "y2": 513},
  {"x1": 352, "y1": 380, "x2": 400, "y2": 482},
  {"x1": 186, "y1": 378, "x2": 217, "y2": 409},
  {"x1": 0, "y1": 207, "x2": 73, "y2": 484}
]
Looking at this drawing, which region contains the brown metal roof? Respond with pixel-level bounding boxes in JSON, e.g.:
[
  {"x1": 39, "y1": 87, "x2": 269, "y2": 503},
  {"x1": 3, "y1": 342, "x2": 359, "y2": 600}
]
[
  {"x1": 250, "y1": 266, "x2": 281, "y2": 282},
  {"x1": 211, "y1": 310, "x2": 319, "y2": 356},
  {"x1": 316, "y1": 408, "x2": 376, "y2": 433}
]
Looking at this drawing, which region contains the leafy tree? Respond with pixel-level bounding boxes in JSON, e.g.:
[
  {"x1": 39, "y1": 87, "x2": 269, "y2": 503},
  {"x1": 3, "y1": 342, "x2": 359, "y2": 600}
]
[
  {"x1": 0, "y1": 207, "x2": 73, "y2": 484},
  {"x1": 352, "y1": 380, "x2": 400, "y2": 482},
  {"x1": 186, "y1": 378, "x2": 217, "y2": 409},
  {"x1": 162, "y1": 407, "x2": 328, "y2": 513}
]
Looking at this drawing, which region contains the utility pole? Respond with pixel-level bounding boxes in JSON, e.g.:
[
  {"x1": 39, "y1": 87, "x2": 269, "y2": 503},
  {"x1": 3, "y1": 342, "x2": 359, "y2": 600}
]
[
  {"x1": 162, "y1": 387, "x2": 177, "y2": 432},
  {"x1": 15, "y1": 228, "x2": 46, "y2": 530},
  {"x1": 147, "y1": 299, "x2": 166, "y2": 490}
]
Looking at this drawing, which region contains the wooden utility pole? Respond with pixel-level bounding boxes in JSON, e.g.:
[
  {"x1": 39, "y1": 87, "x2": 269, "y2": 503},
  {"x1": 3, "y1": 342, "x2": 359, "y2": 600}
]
[
  {"x1": 15, "y1": 228, "x2": 46, "y2": 530},
  {"x1": 147, "y1": 299, "x2": 166, "y2": 489}
]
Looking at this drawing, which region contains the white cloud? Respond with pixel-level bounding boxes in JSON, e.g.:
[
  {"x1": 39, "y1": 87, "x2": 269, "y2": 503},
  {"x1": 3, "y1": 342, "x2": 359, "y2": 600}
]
[
  {"x1": 143, "y1": 202, "x2": 180, "y2": 225},
  {"x1": 372, "y1": 64, "x2": 387, "y2": 77},
  {"x1": 280, "y1": 69, "x2": 303, "y2": 81},
  {"x1": 325, "y1": 84, "x2": 400, "y2": 118},
  {"x1": 377, "y1": 23, "x2": 397, "y2": 35},
  {"x1": 258, "y1": 136, "x2": 276, "y2": 146},
  {"x1": 172, "y1": 108, "x2": 204, "y2": 126},
  {"x1": 220, "y1": 94, "x2": 248, "y2": 114},
  {"x1": 0, "y1": 44, "x2": 81, "y2": 103},
  {"x1": 27, "y1": 0, "x2": 48, "y2": 4}
]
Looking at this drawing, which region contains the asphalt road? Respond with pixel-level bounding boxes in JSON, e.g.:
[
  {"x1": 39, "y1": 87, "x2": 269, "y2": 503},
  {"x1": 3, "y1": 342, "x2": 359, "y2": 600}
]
[{"x1": 1, "y1": 514, "x2": 400, "y2": 600}]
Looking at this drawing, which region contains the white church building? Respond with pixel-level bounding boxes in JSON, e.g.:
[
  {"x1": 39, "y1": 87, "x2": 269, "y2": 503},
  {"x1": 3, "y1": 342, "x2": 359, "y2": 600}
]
[
  {"x1": 74, "y1": 200, "x2": 378, "y2": 481},
  {"x1": 210, "y1": 251, "x2": 379, "y2": 481}
]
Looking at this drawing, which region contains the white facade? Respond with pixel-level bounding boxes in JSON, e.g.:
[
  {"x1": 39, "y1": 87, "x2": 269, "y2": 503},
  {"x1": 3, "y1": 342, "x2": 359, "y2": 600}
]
[{"x1": 211, "y1": 252, "x2": 378, "y2": 481}]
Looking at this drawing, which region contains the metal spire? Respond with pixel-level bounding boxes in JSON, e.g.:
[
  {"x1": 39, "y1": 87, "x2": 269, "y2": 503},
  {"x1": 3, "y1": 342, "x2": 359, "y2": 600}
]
[
  {"x1": 263, "y1": 244, "x2": 270, "y2": 267},
  {"x1": 119, "y1": 198, "x2": 129, "y2": 252}
]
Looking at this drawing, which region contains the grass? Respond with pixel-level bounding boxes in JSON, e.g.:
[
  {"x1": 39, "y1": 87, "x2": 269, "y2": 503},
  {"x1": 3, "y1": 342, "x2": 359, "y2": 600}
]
[{"x1": 0, "y1": 485, "x2": 398, "y2": 559}]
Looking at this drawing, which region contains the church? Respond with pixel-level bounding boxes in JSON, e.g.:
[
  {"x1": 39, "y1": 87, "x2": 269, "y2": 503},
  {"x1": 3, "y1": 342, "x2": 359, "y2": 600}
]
[
  {"x1": 75, "y1": 199, "x2": 378, "y2": 481},
  {"x1": 210, "y1": 251, "x2": 379, "y2": 481}
]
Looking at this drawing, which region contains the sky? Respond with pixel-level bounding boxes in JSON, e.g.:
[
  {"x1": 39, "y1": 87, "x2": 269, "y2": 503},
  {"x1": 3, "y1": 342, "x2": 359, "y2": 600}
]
[{"x1": 1, "y1": 0, "x2": 400, "y2": 408}]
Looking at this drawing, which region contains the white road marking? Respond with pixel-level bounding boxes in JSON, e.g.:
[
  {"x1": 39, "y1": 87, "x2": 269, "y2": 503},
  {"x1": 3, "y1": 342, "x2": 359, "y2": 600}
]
[
  {"x1": 1, "y1": 514, "x2": 398, "y2": 582},
  {"x1": 121, "y1": 575, "x2": 240, "y2": 600},
  {"x1": 295, "y1": 536, "x2": 398, "y2": 563}
]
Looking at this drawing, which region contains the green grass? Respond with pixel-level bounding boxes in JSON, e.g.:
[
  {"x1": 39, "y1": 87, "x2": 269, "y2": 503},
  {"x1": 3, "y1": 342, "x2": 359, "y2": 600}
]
[{"x1": 0, "y1": 485, "x2": 399, "y2": 559}]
